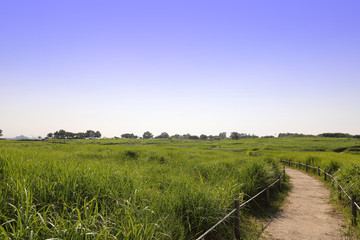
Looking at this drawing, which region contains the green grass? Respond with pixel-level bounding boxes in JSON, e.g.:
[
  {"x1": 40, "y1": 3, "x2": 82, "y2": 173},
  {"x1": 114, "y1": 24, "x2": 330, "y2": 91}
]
[
  {"x1": 0, "y1": 140, "x2": 283, "y2": 239},
  {"x1": 45, "y1": 137, "x2": 360, "y2": 154},
  {"x1": 1, "y1": 137, "x2": 360, "y2": 239}
]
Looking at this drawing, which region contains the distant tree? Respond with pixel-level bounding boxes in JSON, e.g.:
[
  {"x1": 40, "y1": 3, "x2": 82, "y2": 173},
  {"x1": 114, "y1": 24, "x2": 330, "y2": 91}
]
[
  {"x1": 278, "y1": 133, "x2": 304, "y2": 138},
  {"x1": 85, "y1": 130, "x2": 96, "y2": 139},
  {"x1": 114, "y1": 136, "x2": 120, "y2": 139},
  {"x1": 155, "y1": 132, "x2": 169, "y2": 138},
  {"x1": 58, "y1": 129, "x2": 66, "y2": 139},
  {"x1": 0, "y1": 129, "x2": 3, "y2": 137},
  {"x1": 171, "y1": 134, "x2": 180, "y2": 138},
  {"x1": 121, "y1": 133, "x2": 137, "y2": 139},
  {"x1": 261, "y1": 135, "x2": 275, "y2": 138},
  {"x1": 208, "y1": 135, "x2": 220, "y2": 140},
  {"x1": 200, "y1": 134, "x2": 207, "y2": 140},
  {"x1": 75, "y1": 132, "x2": 86, "y2": 139},
  {"x1": 53, "y1": 131, "x2": 59, "y2": 138},
  {"x1": 276, "y1": 132, "x2": 313, "y2": 138},
  {"x1": 49, "y1": 129, "x2": 101, "y2": 139},
  {"x1": 230, "y1": 132, "x2": 258, "y2": 139},
  {"x1": 94, "y1": 131, "x2": 101, "y2": 139},
  {"x1": 353, "y1": 135, "x2": 360, "y2": 139},
  {"x1": 143, "y1": 131, "x2": 153, "y2": 139},
  {"x1": 318, "y1": 133, "x2": 352, "y2": 138},
  {"x1": 51, "y1": 130, "x2": 69, "y2": 139},
  {"x1": 182, "y1": 133, "x2": 191, "y2": 139},
  {"x1": 219, "y1": 132, "x2": 226, "y2": 139},
  {"x1": 230, "y1": 132, "x2": 240, "y2": 140},
  {"x1": 188, "y1": 135, "x2": 199, "y2": 140},
  {"x1": 65, "y1": 131, "x2": 75, "y2": 139}
]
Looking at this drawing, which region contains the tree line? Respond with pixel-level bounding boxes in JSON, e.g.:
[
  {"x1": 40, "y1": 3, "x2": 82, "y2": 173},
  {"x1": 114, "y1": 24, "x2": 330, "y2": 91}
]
[
  {"x1": 278, "y1": 132, "x2": 360, "y2": 138},
  {"x1": 1, "y1": 128, "x2": 359, "y2": 140},
  {"x1": 117, "y1": 131, "x2": 360, "y2": 140},
  {"x1": 47, "y1": 130, "x2": 101, "y2": 139},
  {"x1": 115, "y1": 132, "x2": 228, "y2": 140},
  {"x1": 117, "y1": 132, "x2": 258, "y2": 140}
]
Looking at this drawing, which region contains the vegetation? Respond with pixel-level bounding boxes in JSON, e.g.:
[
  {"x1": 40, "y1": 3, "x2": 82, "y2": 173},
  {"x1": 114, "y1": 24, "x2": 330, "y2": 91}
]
[
  {"x1": 318, "y1": 132, "x2": 353, "y2": 138},
  {"x1": 155, "y1": 132, "x2": 169, "y2": 139},
  {"x1": 121, "y1": 133, "x2": 138, "y2": 139},
  {"x1": 0, "y1": 129, "x2": 2, "y2": 137},
  {"x1": 200, "y1": 134, "x2": 208, "y2": 140},
  {"x1": 0, "y1": 139, "x2": 284, "y2": 239},
  {"x1": 142, "y1": 131, "x2": 153, "y2": 139},
  {"x1": 230, "y1": 132, "x2": 258, "y2": 140},
  {"x1": 47, "y1": 129, "x2": 101, "y2": 139},
  {"x1": 1, "y1": 135, "x2": 360, "y2": 239}
]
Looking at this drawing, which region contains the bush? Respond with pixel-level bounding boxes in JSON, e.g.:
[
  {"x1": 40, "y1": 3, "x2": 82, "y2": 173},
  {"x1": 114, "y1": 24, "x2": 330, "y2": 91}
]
[{"x1": 124, "y1": 150, "x2": 139, "y2": 159}]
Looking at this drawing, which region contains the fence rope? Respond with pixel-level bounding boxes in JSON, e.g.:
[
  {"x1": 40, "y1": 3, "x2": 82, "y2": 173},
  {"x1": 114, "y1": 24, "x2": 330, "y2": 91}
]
[
  {"x1": 195, "y1": 208, "x2": 237, "y2": 240},
  {"x1": 268, "y1": 178, "x2": 281, "y2": 188},
  {"x1": 355, "y1": 202, "x2": 360, "y2": 211},
  {"x1": 307, "y1": 165, "x2": 318, "y2": 169},
  {"x1": 195, "y1": 173, "x2": 284, "y2": 240},
  {"x1": 333, "y1": 179, "x2": 351, "y2": 200},
  {"x1": 325, "y1": 172, "x2": 332, "y2": 177}
]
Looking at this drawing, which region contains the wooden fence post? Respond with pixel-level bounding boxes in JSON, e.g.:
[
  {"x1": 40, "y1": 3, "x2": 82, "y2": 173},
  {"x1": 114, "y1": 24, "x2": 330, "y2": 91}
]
[
  {"x1": 338, "y1": 185, "x2": 341, "y2": 200},
  {"x1": 234, "y1": 199, "x2": 241, "y2": 240},
  {"x1": 351, "y1": 195, "x2": 357, "y2": 226},
  {"x1": 283, "y1": 168, "x2": 286, "y2": 182},
  {"x1": 266, "y1": 186, "x2": 270, "y2": 207},
  {"x1": 298, "y1": 161, "x2": 300, "y2": 168},
  {"x1": 278, "y1": 176, "x2": 282, "y2": 192},
  {"x1": 318, "y1": 166, "x2": 320, "y2": 176},
  {"x1": 324, "y1": 170, "x2": 327, "y2": 181},
  {"x1": 305, "y1": 163, "x2": 308, "y2": 172},
  {"x1": 288, "y1": 160, "x2": 290, "y2": 166}
]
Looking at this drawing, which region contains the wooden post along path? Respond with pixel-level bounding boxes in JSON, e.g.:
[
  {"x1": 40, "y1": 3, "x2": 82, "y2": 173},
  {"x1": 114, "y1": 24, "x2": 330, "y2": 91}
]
[
  {"x1": 234, "y1": 199, "x2": 241, "y2": 240},
  {"x1": 352, "y1": 195, "x2": 357, "y2": 226}
]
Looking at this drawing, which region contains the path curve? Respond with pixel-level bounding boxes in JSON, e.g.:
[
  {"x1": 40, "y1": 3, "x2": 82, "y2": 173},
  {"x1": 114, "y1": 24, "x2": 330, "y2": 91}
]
[{"x1": 263, "y1": 168, "x2": 345, "y2": 240}]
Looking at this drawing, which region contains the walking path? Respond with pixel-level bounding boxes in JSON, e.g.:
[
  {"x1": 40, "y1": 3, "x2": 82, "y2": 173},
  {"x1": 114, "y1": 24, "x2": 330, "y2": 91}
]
[{"x1": 262, "y1": 168, "x2": 346, "y2": 240}]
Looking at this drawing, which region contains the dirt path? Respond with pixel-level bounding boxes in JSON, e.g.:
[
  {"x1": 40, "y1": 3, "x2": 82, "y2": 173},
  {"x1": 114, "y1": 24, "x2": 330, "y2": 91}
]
[{"x1": 262, "y1": 168, "x2": 346, "y2": 240}]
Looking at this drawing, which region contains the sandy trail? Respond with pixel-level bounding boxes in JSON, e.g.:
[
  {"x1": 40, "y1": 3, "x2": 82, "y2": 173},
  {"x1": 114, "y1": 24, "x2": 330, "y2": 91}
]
[{"x1": 262, "y1": 168, "x2": 345, "y2": 240}]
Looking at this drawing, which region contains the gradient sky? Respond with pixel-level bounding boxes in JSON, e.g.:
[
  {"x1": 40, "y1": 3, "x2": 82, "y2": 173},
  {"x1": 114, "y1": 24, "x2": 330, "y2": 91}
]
[{"x1": 1, "y1": 0, "x2": 360, "y2": 138}]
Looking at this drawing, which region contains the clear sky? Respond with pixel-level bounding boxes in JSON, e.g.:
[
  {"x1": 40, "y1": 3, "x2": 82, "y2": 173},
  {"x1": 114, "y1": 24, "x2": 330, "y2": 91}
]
[{"x1": 1, "y1": 0, "x2": 360, "y2": 138}]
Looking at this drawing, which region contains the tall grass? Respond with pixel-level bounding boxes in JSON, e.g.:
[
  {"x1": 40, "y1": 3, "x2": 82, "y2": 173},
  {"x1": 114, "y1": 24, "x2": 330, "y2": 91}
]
[
  {"x1": 4, "y1": 136, "x2": 358, "y2": 238},
  {"x1": 0, "y1": 141, "x2": 281, "y2": 239}
]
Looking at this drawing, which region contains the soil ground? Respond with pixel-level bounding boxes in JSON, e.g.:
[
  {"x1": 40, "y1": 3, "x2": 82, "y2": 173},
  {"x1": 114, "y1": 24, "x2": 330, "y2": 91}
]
[{"x1": 262, "y1": 168, "x2": 347, "y2": 240}]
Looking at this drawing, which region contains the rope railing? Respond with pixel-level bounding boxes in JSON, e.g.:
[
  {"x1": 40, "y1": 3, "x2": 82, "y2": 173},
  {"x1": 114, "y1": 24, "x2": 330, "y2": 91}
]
[
  {"x1": 196, "y1": 172, "x2": 285, "y2": 240},
  {"x1": 268, "y1": 177, "x2": 281, "y2": 188},
  {"x1": 335, "y1": 180, "x2": 351, "y2": 200},
  {"x1": 195, "y1": 208, "x2": 237, "y2": 240},
  {"x1": 280, "y1": 159, "x2": 359, "y2": 226},
  {"x1": 355, "y1": 202, "x2": 360, "y2": 211},
  {"x1": 307, "y1": 165, "x2": 318, "y2": 169},
  {"x1": 325, "y1": 172, "x2": 333, "y2": 177}
]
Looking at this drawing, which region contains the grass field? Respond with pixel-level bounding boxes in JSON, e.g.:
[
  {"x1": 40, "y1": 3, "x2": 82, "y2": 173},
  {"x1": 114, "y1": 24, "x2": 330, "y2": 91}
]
[{"x1": 0, "y1": 137, "x2": 359, "y2": 239}]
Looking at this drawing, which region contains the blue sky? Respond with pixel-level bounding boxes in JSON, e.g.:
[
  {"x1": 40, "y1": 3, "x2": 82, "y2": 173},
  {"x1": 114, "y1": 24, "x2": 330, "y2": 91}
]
[{"x1": 1, "y1": 0, "x2": 360, "y2": 138}]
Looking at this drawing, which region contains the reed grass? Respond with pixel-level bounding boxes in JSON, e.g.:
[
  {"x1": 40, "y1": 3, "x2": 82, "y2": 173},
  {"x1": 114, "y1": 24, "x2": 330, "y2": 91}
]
[{"x1": 0, "y1": 140, "x2": 281, "y2": 239}]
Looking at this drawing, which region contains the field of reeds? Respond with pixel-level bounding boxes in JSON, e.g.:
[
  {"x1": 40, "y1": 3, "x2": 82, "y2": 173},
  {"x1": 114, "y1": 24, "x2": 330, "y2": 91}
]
[{"x1": 0, "y1": 136, "x2": 359, "y2": 239}]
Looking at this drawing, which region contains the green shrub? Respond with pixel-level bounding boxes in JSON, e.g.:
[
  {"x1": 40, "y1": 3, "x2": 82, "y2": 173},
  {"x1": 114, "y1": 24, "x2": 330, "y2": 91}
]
[{"x1": 124, "y1": 150, "x2": 139, "y2": 159}]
